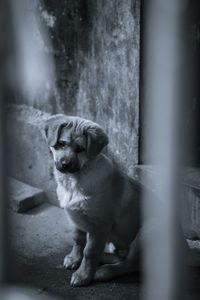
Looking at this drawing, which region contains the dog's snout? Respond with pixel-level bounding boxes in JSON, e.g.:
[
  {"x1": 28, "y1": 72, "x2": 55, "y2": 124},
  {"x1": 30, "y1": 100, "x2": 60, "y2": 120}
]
[
  {"x1": 56, "y1": 158, "x2": 71, "y2": 169},
  {"x1": 60, "y1": 158, "x2": 71, "y2": 168},
  {"x1": 55, "y1": 157, "x2": 79, "y2": 173}
]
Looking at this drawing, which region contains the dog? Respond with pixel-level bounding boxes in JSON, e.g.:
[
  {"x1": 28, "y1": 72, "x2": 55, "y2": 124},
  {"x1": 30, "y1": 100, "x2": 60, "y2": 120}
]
[{"x1": 44, "y1": 114, "x2": 188, "y2": 287}]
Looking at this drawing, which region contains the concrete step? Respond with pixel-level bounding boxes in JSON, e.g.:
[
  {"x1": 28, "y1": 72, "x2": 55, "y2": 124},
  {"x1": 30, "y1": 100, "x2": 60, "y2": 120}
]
[
  {"x1": 8, "y1": 177, "x2": 45, "y2": 213},
  {"x1": 134, "y1": 165, "x2": 200, "y2": 239}
]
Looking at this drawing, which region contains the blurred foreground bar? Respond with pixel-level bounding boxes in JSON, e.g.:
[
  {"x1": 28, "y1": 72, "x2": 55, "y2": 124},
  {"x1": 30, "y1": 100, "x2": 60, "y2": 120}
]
[
  {"x1": 0, "y1": 0, "x2": 10, "y2": 286},
  {"x1": 141, "y1": 0, "x2": 189, "y2": 300},
  {"x1": 134, "y1": 166, "x2": 200, "y2": 239}
]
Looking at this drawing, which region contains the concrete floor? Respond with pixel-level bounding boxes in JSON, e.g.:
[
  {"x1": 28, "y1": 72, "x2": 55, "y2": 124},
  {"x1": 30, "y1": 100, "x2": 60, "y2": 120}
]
[{"x1": 8, "y1": 203, "x2": 200, "y2": 300}]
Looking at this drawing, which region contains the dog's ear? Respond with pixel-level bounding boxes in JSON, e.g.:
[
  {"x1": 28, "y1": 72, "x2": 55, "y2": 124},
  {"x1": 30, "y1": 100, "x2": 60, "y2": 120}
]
[
  {"x1": 83, "y1": 123, "x2": 109, "y2": 158},
  {"x1": 44, "y1": 115, "x2": 69, "y2": 146}
]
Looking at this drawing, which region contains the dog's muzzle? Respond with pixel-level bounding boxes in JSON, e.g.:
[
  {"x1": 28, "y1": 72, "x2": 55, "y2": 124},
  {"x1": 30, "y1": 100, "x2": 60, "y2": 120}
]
[{"x1": 55, "y1": 159, "x2": 79, "y2": 174}]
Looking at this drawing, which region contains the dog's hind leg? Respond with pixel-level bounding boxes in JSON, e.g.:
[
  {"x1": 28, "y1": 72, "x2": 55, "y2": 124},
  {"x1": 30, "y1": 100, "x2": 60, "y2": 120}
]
[
  {"x1": 95, "y1": 251, "x2": 140, "y2": 282},
  {"x1": 95, "y1": 217, "x2": 187, "y2": 281},
  {"x1": 100, "y1": 252, "x2": 124, "y2": 265},
  {"x1": 94, "y1": 259, "x2": 138, "y2": 281},
  {"x1": 95, "y1": 233, "x2": 141, "y2": 281},
  {"x1": 64, "y1": 229, "x2": 86, "y2": 270}
]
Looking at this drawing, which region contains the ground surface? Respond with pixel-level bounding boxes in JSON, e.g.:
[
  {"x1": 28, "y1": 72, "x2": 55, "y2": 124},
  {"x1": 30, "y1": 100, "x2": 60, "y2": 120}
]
[{"x1": 8, "y1": 203, "x2": 200, "y2": 300}]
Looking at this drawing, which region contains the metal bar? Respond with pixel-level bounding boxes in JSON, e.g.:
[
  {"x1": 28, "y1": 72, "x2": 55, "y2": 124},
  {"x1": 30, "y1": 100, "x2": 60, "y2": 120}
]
[{"x1": 141, "y1": 1, "x2": 188, "y2": 299}]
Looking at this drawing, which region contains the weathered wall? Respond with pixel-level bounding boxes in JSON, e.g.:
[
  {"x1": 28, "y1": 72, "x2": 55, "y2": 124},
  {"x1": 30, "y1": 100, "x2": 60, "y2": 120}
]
[
  {"x1": 75, "y1": 1, "x2": 140, "y2": 174},
  {"x1": 11, "y1": 0, "x2": 141, "y2": 175},
  {"x1": 7, "y1": 105, "x2": 57, "y2": 205}
]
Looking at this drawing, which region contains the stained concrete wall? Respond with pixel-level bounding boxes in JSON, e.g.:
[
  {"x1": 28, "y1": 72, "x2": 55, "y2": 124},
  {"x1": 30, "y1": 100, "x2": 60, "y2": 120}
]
[
  {"x1": 75, "y1": 1, "x2": 141, "y2": 174},
  {"x1": 7, "y1": 105, "x2": 58, "y2": 205},
  {"x1": 11, "y1": 0, "x2": 141, "y2": 175}
]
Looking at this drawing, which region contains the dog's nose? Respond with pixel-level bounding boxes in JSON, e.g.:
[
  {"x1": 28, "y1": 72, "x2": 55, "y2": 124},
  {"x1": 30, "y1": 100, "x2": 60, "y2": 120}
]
[
  {"x1": 60, "y1": 158, "x2": 71, "y2": 169},
  {"x1": 55, "y1": 158, "x2": 76, "y2": 173}
]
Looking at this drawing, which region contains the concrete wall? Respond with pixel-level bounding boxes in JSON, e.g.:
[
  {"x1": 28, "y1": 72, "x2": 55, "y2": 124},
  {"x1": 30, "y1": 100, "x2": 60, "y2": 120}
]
[
  {"x1": 11, "y1": 0, "x2": 141, "y2": 175},
  {"x1": 7, "y1": 105, "x2": 57, "y2": 205}
]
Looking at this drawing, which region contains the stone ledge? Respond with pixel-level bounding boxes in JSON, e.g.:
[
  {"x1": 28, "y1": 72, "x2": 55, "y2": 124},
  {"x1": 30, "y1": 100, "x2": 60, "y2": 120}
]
[
  {"x1": 8, "y1": 177, "x2": 45, "y2": 213},
  {"x1": 134, "y1": 165, "x2": 200, "y2": 239},
  {"x1": 7, "y1": 104, "x2": 58, "y2": 206},
  {"x1": 134, "y1": 165, "x2": 200, "y2": 191}
]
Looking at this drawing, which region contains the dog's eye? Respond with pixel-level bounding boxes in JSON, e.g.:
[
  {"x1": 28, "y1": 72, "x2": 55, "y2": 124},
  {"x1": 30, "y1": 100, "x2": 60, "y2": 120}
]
[
  {"x1": 55, "y1": 141, "x2": 66, "y2": 149},
  {"x1": 74, "y1": 144, "x2": 85, "y2": 153}
]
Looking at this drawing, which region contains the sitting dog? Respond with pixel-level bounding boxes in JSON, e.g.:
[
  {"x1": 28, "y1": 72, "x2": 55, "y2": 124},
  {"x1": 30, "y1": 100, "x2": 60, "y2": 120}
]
[{"x1": 44, "y1": 115, "x2": 188, "y2": 286}]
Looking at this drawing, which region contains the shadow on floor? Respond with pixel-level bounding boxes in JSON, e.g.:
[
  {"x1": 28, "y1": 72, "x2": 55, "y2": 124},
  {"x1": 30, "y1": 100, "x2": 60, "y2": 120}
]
[{"x1": 8, "y1": 203, "x2": 200, "y2": 300}]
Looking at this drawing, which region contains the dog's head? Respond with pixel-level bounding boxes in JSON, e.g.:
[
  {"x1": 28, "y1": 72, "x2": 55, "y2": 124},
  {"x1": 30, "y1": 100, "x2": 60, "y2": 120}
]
[{"x1": 44, "y1": 115, "x2": 109, "y2": 174}]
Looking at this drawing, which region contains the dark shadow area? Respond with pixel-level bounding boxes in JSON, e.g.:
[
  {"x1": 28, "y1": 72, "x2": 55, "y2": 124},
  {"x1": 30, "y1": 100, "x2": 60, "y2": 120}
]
[
  {"x1": 8, "y1": 204, "x2": 141, "y2": 300},
  {"x1": 11, "y1": 256, "x2": 141, "y2": 300}
]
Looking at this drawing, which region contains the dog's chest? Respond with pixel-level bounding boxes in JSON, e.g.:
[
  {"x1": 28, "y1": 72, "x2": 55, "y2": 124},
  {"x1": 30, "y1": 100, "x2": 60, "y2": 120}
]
[
  {"x1": 55, "y1": 170, "x2": 103, "y2": 232},
  {"x1": 56, "y1": 172, "x2": 89, "y2": 211}
]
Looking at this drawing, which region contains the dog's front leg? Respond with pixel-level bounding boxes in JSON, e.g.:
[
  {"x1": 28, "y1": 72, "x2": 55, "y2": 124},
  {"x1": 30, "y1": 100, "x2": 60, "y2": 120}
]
[
  {"x1": 64, "y1": 229, "x2": 86, "y2": 270},
  {"x1": 70, "y1": 231, "x2": 106, "y2": 286}
]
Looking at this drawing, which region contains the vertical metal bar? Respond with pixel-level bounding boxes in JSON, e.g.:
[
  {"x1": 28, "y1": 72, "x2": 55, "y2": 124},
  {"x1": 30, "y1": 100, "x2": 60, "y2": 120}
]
[
  {"x1": 0, "y1": 0, "x2": 9, "y2": 286},
  {"x1": 142, "y1": 1, "x2": 188, "y2": 299},
  {"x1": 0, "y1": 56, "x2": 4, "y2": 287}
]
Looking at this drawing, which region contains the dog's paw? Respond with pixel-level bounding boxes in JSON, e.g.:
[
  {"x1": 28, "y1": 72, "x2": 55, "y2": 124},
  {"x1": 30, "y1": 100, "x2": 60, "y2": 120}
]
[
  {"x1": 63, "y1": 255, "x2": 81, "y2": 270},
  {"x1": 95, "y1": 265, "x2": 114, "y2": 281},
  {"x1": 70, "y1": 270, "x2": 92, "y2": 287}
]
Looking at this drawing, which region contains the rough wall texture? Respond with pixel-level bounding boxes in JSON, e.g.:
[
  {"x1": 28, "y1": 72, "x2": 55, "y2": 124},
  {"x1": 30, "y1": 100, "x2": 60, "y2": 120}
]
[
  {"x1": 75, "y1": 1, "x2": 140, "y2": 174},
  {"x1": 11, "y1": 0, "x2": 141, "y2": 175},
  {"x1": 7, "y1": 105, "x2": 57, "y2": 205}
]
